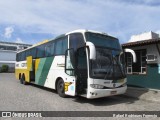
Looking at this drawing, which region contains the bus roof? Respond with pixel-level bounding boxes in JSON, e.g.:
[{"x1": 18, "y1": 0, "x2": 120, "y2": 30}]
[
  {"x1": 65, "y1": 29, "x2": 117, "y2": 39},
  {"x1": 65, "y1": 29, "x2": 108, "y2": 36},
  {"x1": 17, "y1": 29, "x2": 116, "y2": 53}
]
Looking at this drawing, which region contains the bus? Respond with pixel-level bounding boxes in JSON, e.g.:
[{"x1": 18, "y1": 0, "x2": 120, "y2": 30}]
[{"x1": 15, "y1": 29, "x2": 136, "y2": 99}]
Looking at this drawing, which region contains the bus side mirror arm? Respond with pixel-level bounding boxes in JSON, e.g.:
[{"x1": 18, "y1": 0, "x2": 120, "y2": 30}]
[
  {"x1": 86, "y1": 42, "x2": 96, "y2": 60},
  {"x1": 124, "y1": 48, "x2": 137, "y2": 63}
]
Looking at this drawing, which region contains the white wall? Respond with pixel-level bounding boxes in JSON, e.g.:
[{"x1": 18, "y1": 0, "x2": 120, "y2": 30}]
[
  {"x1": 0, "y1": 50, "x2": 16, "y2": 61},
  {"x1": 129, "y1": 32, "x2": 159, "y2": 42},
  {"x1": 0, "y1": 50, "x2": 16, "y2": 72}
]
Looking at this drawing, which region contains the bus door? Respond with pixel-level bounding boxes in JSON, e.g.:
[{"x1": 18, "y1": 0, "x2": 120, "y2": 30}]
[
  {"x1": 76, "y1": 47, "x2": 88, "y2": 94},
  {"x1": 65, "y1": 49, "x2": 76, "y2": 96},
  {"x1": 65, "y1": 47, "x2": 88, "y2": 95},
  {"x1": 66, "y1": 33, "x2": 87, "y2": 95}
]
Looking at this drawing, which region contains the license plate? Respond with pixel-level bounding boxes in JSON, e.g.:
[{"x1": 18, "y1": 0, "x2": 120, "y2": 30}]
[{"x1": 111, "y1": 91, "x2": 117, "y2": 95}]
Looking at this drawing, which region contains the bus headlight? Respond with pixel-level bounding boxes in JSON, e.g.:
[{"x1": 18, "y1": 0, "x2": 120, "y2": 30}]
[{"x1": 90, "y1": 84, "x2": 104, "y2": 89}]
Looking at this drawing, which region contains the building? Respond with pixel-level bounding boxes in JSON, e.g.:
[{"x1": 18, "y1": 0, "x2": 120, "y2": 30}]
[
  {"x1": 0, "y1": 41, "x2": 32, "y2": 72},
  {"x1": 128, "y1": 31, "x2": 159, "y2": 42},
  {"x1": 122, "y1": 31, "x2": 160, "y2": 89}
]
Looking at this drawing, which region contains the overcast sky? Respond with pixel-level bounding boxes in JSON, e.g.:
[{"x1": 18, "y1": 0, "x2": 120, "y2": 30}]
[{"x1": 0, "y1": 0, "x2": 160, "y2": 44}]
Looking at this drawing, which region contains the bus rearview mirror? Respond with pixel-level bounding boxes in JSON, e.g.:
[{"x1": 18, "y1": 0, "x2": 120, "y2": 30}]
[{"x1": 86, "y1": 42, "x2": 96, "y2": 60}]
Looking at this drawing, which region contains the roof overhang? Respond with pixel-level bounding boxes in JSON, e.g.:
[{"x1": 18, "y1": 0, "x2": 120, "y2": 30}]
[{"x1": 122, "y1": 38, "x2": 160, "y2": 48}]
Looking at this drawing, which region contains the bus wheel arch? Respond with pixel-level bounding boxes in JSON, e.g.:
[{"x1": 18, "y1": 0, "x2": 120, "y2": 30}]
[{"x1": 55, "y1": 77, "x2": 66, "y2": 98}]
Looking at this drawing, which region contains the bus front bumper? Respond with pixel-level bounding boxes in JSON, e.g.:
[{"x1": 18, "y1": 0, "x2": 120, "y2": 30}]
[{"x1": 87, "y1": 86, "x2": 127, "y2": 99}]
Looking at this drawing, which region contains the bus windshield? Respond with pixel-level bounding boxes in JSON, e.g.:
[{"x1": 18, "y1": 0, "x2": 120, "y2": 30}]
[
  {"x1": 85, "y1": 32, "x2": 121, "y2": 50},
  {"x1": 90, "y1": 47, "x2": 126, "y2": 80},
  {"x1": 85, "y1": 32, "x2": 126, "y2": 80}
]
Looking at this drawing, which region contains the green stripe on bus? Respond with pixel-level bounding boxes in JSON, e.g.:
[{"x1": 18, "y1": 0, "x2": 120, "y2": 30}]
[
  {"x1": 35, "y1": 57, "x2": 54, "y2": 86},
  {"x1": 35, "y1": 58, "x2": 46, "y2": 85}
]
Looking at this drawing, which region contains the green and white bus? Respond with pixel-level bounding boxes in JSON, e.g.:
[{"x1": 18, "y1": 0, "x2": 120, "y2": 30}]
[{"x1": 15, "y1": 29, "x2": 136, "y2": 99}]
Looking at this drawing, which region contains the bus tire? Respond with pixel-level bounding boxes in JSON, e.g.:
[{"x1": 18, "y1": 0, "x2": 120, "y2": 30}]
[
  {"x1": 21, "y1": 75, "x2": 27, "y2": 85},
  {"x1": 57, "y1": 79, "x2": 66, "y2": 98},
  {"x1": 20, "y1": 76, "x2": 23, "y2": 84}
]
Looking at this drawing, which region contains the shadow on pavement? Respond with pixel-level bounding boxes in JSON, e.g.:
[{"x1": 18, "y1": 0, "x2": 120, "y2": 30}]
[
  {"x1": 125, "y1": 85, "x2": 149, "y2": 99},
  {"x1": 73, "y1": 95, "x2": 139, "y2": 106},
  {"x1": 26, "y1": 82, "x2": 141, "y2": 106}
]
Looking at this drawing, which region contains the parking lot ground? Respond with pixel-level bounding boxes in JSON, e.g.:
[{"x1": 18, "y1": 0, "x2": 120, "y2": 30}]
[{"x1": 0, "y1": 73, "x2": 160, "y2": 119}]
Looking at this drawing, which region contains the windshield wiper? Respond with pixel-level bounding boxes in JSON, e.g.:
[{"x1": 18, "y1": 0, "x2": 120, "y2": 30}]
[
  {"x1": 104, "y1": 54, "x2": 114, "y2": 80},
  {"x1": 113, "y1": 56, "x2": 126, "y2": 78},
  {"x1": 104, "y1": 64, "x2": 113, "y2": 80},
  {"x1": 104, "y1": 55, "x2": 125, "y2": 80}
]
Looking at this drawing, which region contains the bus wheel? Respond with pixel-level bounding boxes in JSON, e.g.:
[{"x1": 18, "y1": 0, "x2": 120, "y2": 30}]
[
  {"x1": 20, "y1": 76, "x2": 23, "y2": 84},
  {"x1": 57, "y1": 79, "x2": 66, "y2": 98},
  {"x1": 21, "y1": 75, "x2": 27, "y2": 85}
]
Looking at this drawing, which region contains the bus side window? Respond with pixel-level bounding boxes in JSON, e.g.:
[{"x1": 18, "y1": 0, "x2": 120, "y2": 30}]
[
  {"x1": 16, "y1": 53, "x2": 19, "y2": 61},
  {"x1": 55, "y1": 40, "x2": 62, "y2": 55},
  {"x1": 69, "y1": 33, "x2": 85, "y2": 50},
  {"x1": 20, "y1": 51, "x2": 26, "y2": 61},
  {"x1": 45, "y1": 42, "x2": 55, "y2": 57},
  {"x1": 31, "y1": 48, "x2": 36, "y2": 59},
  {"x1": 24, "y1": 48, "x2": 36, "y2": 59},
  {"x1": 26, "y1": 49, "x2": 31, "y2": 58},
  {"x1": 55, "y1": 37, "x2": 68, "y2": 55},
  {"x1": 62, "y1": 38, "x2": 68, "y2": 54},
  {"x1": 46, "y1": 45, "x2": 51, "y2": 57},
  {"x1": 37, "y1": 45, "x2": 45, "y2": 58},
  {"x1": 19, "y1": 53, "x2": 21, "y2": 61}
]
